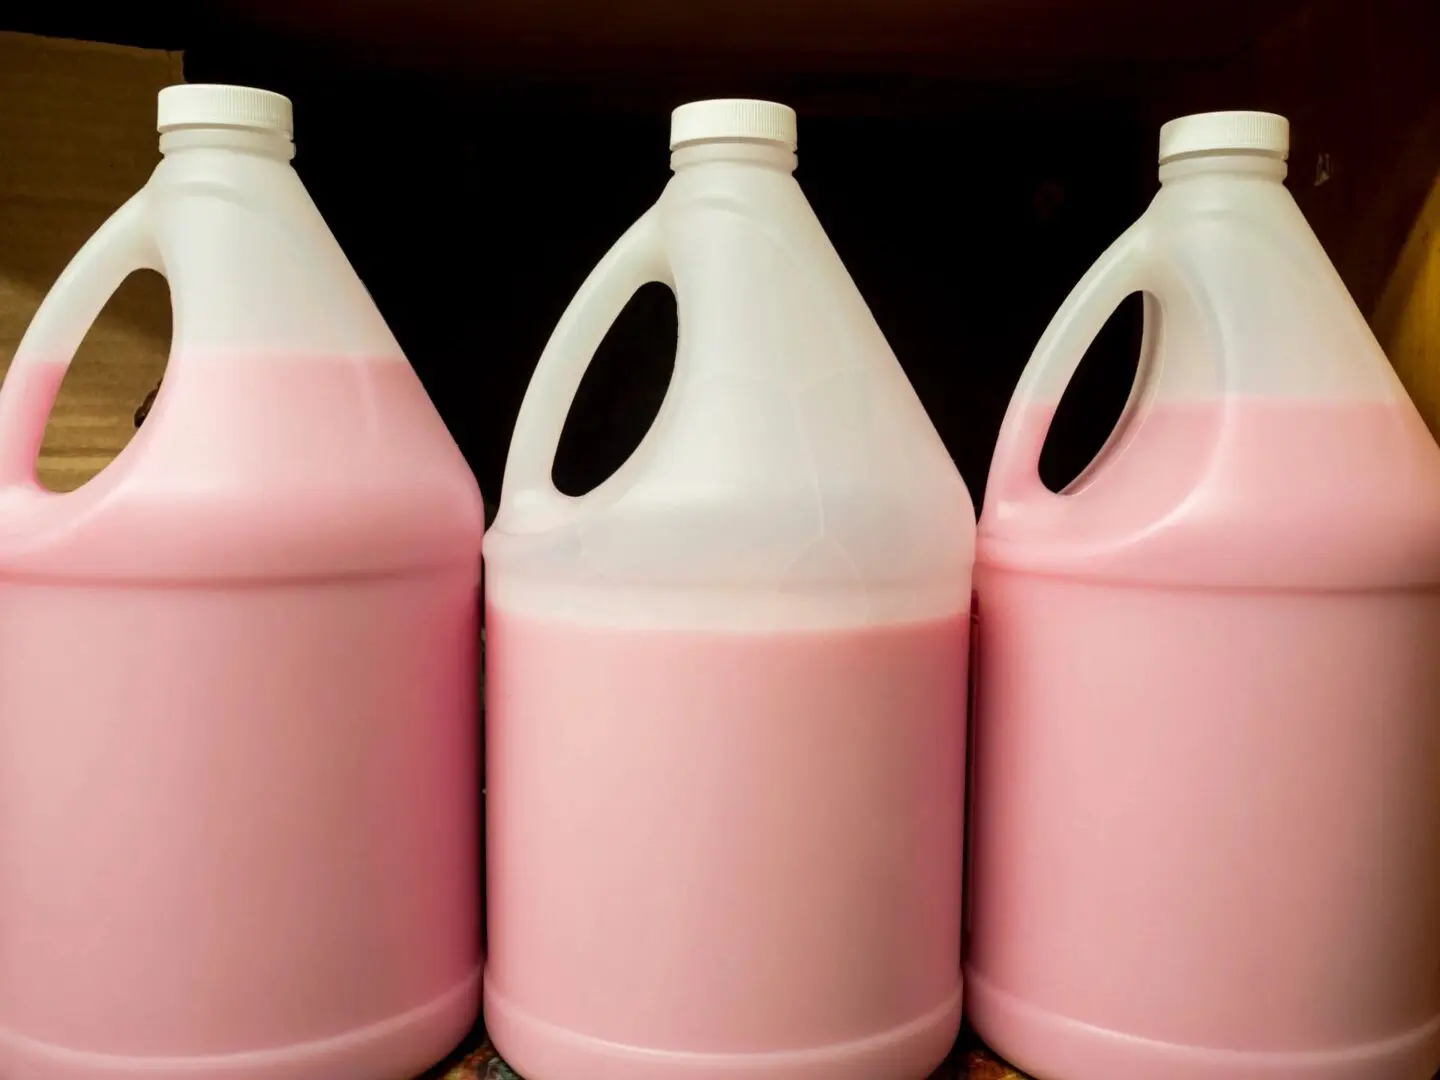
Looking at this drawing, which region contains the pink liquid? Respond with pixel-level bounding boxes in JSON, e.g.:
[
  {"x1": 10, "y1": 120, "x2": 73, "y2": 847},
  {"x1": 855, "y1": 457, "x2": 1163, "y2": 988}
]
[
  {"x1": 968, "y1": 399, "x2": 1440, "y2": 1080},
  {"x1": 484, "y1": 607, "x2": 968, "y2": 1080},
  {"x1": 0, "y1": 357, "x2": 484, "y2": 1080}
]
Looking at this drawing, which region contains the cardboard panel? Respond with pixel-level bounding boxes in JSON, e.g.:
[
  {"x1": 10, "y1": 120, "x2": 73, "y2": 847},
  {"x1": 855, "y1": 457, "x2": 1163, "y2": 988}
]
[{"x1": 0, "y1": 30, "x2": 181, "y2": 491}]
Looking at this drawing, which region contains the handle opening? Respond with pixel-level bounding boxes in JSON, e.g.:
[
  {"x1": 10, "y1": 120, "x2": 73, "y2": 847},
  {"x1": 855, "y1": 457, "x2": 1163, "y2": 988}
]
[
  {"x1": 552, "y1": 281, "x2": 676, "y2": 497},
  {"x1": 495, "y1": 207, "x2": 673, "y2": 535},
  {"x1": 35, "y1": 270, "x2": 170, "y2": 493},
  {"x1": 0, "y1": 190, "x2": 164, "y2": 496},
  {"x1": 1038, "y1": 291, "x2": 1149, "y2": 494}
]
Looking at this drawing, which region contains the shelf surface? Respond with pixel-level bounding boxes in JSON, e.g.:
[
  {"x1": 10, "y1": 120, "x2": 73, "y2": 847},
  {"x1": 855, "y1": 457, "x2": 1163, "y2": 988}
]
[{"x1": 430, "y1": 1027, "x2": 1027, "y2": 1079}]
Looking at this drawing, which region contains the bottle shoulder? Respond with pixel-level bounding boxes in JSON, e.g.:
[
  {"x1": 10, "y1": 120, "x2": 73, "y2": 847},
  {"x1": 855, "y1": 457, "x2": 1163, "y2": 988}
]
[
  {"x1": 487, "y1": 466, "x2": 973, "y2": 629},
  {"x1": 0, "y1": 355, "x2": 484, "y2": 583},
  {"x1": 979, "y1": 396, "x2": 1440, "y2": 589}
]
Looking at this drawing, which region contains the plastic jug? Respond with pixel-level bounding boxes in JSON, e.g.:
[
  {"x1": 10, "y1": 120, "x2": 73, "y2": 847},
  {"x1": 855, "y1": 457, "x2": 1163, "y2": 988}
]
[
  {"x1": 484, "y1": 99, "x2": 975, "y2": 1080},
  {"x1": 967, "y1": 111, "x2": 1440, "y2": 1080},
  {"x1": 0, "y1": 86, "x2": 484, "y2": 1080}
]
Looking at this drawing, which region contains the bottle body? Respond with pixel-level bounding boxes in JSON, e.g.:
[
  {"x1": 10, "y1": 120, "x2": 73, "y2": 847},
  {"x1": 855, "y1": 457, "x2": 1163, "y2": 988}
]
[
  {"x1": 0, "y1": 116, "x2": 485, "y2": 1079},
  {"x1": 485, "y1": 135, "x2": 973, "y2": 1080},
  {"x1": 969, "y1": 571, "x2": 1440, "y2": 1080},
  {"x1": 967, "y1": 149, "x2": 1440, "y2": 1080},
  {"x1": 485, "y1": 609, "x2": 966, "y2": 1080}
]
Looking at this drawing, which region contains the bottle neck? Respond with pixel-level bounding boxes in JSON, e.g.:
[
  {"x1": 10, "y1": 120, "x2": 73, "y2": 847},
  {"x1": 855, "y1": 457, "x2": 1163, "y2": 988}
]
[
  {"x1": 670, "y1": 140, "x2": 797, "y2": 173},
  {"x1": 159, "y1": 127, "x2": 295, "y2": 162},
  {"x1": 1159, "y1": 150, "x2": 1288, "y2": 185}
]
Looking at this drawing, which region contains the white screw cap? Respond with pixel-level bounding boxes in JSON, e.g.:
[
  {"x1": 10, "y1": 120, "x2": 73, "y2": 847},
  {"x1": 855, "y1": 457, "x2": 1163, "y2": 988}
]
[
  {"x1": 157, "y1": 84, "x2": 294, "y2": 137},
  {"x1": 670, "y1": 99, "x2": 797, "y2": 150},
  {"x1": 1158, "y1": 110, "x2": 1289, "y2": 164}
]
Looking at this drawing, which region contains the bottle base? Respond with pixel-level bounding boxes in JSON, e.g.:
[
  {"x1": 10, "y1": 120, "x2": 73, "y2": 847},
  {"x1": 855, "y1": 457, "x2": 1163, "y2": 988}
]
[
  {"x1": 0, "y1": 968, "x2": 479, "y2": 1080},
  {"x1": 966, "y1": 967, "x2": 1440, "y2": 1080},
  {"x1": 484, "y1": 979, "x2": 961, "y2": 1080}
]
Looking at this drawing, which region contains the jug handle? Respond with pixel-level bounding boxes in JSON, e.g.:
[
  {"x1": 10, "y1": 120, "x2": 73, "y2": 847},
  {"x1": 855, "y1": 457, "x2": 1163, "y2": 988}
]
[
  {"x1": 0, "y1": 191, "x2": 162, "y2": 492},
  {"x1": 495, "y1": 206, "x2": 673, "y2": 534},
  {"x1": 984, "y1": 224, "x2": 1203, "y2": 511}
]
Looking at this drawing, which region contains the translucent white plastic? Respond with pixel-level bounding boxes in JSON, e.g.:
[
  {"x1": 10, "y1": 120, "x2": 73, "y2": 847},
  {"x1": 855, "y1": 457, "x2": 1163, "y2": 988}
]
[
  {"x1": 0, "y1": 89, "x2": 484, "y2": 1080},
  {"x1": 487, "y1": 138, "x2": 974, "y2": 631},
  {"x1": 485, "y1": 111, "x2": 974, "y2": 1080},
  {"x1": 985, "y1": 149, "x2": 1410, "y2": 535},
  {"x1": 968, "y1": 115, "x2": 1440, "y2": 1080}
]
